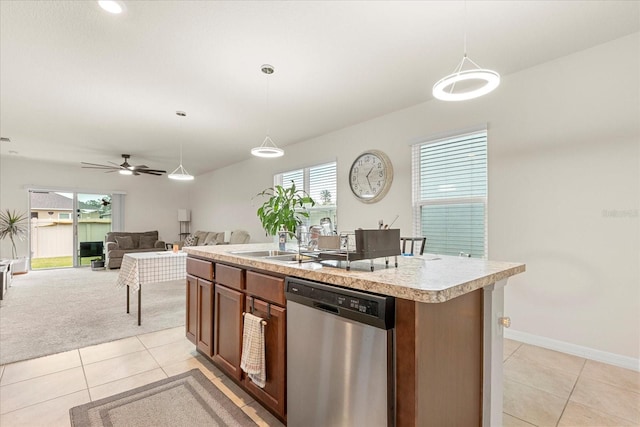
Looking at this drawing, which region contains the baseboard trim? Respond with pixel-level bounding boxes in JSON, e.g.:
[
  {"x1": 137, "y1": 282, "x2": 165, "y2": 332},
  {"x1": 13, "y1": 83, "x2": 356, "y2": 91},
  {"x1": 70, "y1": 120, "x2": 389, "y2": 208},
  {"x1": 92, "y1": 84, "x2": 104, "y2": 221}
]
[{"x1": 504, "y1": 329, "x2": 640, "y2": 372}]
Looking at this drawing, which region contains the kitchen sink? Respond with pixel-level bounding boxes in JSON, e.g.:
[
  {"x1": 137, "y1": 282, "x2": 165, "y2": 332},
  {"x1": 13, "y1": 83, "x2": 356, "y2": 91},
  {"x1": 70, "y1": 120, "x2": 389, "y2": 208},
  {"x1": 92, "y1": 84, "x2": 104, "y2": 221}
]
[
  {"x1": 229, "y1": 250, "x2": 298, "y2": 257},
  {"x1": 229, "y1": 250, "x2": 316, "y2": 263},
  {"x1": 264, "y1": 254, "x2": 315, "y2": 262}
]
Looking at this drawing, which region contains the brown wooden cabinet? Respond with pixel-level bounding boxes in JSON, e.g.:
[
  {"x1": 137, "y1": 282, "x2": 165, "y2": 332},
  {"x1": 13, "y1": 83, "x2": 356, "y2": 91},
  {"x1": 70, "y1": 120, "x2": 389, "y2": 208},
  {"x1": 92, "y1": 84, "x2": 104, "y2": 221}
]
[
  {"x1": 243, "y1": 296, "x2": 287, "y2": 419},
  {"x1": 186, "y1": 257, "x2": 214, "y2": 351},
  {"x1": 186, "y1": 256, "x2": 287, "y2": 423},
  {"x1": 213, "y1": 284, "x2": 244, "y2": 380},
  {"x1": 185, "y1": 274, "x2": 198, "y2": 344},
  {"x1": 196, "y1": 277, "x2": 214, "y2": 356}
]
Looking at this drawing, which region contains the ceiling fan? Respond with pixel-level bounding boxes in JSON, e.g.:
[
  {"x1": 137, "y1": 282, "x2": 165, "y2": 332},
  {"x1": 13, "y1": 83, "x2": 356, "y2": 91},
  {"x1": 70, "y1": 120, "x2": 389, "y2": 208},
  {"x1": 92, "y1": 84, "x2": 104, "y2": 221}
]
[{"x1": 81, "y1": 154, "x2": 166, "y2": 176}]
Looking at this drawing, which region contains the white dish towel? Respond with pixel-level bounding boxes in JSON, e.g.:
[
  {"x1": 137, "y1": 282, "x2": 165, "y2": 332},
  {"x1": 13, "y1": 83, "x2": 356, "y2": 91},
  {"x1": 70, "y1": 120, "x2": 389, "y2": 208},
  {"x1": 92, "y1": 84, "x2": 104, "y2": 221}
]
[{"x1": 240, "y1": 312, "x2": 266, "y2": 388}]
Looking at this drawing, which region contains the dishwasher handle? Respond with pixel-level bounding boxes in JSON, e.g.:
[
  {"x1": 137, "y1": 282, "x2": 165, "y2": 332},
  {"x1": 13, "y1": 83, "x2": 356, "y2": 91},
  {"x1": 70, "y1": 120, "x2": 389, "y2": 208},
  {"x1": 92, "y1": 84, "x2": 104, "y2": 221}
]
[{"x1": 313, "y1": 302, "x2": 340, "y2": 314}]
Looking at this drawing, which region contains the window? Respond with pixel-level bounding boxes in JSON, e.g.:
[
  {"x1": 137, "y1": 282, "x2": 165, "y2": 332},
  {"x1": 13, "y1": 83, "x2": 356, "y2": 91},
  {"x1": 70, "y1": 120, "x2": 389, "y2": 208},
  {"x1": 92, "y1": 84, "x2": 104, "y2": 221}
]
[
  {"x1": 58, "y1": 213, "x2": 71, "y2": 220},
  {"x1": 412, "y1": 129, "x2": 487, "y2": 258},
  {"x1": 275, "y1": 162, "x2": 337, "y2": 231}
]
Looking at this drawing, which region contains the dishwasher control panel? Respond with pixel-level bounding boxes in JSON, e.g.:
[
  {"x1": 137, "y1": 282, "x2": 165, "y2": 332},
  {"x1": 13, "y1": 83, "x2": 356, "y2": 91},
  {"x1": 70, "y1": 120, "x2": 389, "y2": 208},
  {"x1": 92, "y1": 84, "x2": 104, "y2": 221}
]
[
  {"x1": 285, "y1": 278, "x2": 395, "y2": 329},
  {"x1": 337, "y1": 295, "x2": 378, "y2": 316}
]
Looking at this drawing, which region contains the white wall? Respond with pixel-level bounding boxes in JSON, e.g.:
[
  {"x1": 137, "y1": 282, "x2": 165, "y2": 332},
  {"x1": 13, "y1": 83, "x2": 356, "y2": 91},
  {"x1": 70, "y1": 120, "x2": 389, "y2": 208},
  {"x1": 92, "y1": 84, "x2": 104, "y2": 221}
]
[
  {"x1": 0, "y1": 156, "x2": 191, "y2": 258},
  {"x1": 1, "y1": 33, "x2": 636, "y2": 363},
  {"x1": 190, "y1": 33, "x2": 639, "y2": 361}
]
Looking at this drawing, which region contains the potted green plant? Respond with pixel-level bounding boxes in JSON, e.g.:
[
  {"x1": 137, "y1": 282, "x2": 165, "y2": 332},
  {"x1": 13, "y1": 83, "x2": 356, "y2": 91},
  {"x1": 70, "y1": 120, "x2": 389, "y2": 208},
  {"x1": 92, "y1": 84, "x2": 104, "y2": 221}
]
[
  {"x1": 0, "y1": 209, "x2": 28, "y2": 274},
  {"x1": 256, "y1": 182, "x2": 315, "y2": 249}
]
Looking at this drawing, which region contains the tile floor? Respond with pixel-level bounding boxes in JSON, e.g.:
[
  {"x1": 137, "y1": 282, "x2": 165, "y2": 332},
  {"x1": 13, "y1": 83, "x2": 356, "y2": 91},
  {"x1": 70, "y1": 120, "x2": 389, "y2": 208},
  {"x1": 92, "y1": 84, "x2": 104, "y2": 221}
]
[
  {"x1": 0, "y1": 330, "x2": 638, "y2": 427},
  {"x1": 0, "y1": 327, "x2": 283, "y2": 427},
  {"x1": 503, "y1": 339, "x2": 640, "y2": 426}
]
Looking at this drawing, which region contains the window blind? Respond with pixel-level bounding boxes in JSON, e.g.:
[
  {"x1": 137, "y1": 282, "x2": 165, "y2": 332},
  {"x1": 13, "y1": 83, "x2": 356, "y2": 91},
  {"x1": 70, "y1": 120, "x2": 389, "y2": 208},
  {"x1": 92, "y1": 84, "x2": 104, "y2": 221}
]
[
  {"x1": 281, "y1": 169, "x2": 304, "y2": 191},
  {"x1": 412, "y1": 130, "x2": 487, "y2": 258},
  {"x1": 309, "y1": 163, "x2": 337, "y2": 206},
  {"x1": 276, "y1": 161, "x2": 338, "y2": 229}
]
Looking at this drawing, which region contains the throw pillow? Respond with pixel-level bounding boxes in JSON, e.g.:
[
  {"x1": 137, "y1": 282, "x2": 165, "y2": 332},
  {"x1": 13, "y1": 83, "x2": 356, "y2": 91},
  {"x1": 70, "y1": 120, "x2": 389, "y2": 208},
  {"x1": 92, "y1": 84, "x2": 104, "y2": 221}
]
[
  {"x1": 202, "y1": 233, "x2": 219, "y2": 246},
  {"x1": 183, "y1": 234, "x2": 198, "y2": 247},
  {"x1": 139, "y1": 236, "x2": 156, "y2": 249},
  {"x1": 114, "y1": 236, "x2": 134, "y2": 250}
]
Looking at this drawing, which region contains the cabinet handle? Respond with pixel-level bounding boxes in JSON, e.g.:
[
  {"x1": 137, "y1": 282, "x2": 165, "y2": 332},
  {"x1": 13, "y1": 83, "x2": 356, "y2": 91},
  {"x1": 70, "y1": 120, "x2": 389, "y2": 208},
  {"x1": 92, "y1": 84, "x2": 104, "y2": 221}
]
[{"x1": 248, "y1": 296, "x2": 271, "y2": 320}]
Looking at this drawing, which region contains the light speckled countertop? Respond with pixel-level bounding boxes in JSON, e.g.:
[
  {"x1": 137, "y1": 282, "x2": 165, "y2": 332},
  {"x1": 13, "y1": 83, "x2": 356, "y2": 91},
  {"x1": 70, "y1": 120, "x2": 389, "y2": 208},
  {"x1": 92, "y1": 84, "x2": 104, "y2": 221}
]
[{"x1": 183, "y1": 243, "x2": 525, "y2": 303}]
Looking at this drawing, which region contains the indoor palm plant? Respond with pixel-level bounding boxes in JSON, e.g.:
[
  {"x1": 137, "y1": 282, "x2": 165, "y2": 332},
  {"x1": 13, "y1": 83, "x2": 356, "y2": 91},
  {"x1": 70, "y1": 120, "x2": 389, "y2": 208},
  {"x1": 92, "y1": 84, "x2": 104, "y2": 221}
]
[
  {"x1": 0, "y1": 209, "x2": 28, "y2": 273},
  {"x1": 256, "y1": 182, "x2": 315, "y2": 238}
]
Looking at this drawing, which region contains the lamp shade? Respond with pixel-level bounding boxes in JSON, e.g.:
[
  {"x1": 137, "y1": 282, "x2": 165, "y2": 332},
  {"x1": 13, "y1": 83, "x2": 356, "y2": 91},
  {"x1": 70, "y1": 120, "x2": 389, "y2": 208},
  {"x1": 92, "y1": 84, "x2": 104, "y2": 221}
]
[{"x1": 178, "y1": 209, "x2": 190, "y2": 222}]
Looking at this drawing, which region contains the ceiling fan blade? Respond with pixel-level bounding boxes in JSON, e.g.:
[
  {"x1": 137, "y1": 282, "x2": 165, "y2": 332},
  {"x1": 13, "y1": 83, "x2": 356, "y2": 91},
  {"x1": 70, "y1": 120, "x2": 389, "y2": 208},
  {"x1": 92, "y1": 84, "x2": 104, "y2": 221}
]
[
  {"x1": 82, "y1": 165, "x2": 119, "y2": 170},
  {"x1": 82, "y1": 156, "x2": 164, "y2": 177},
  {"x1": 81, "y1": 162, "x2": 117, "y2": 169}
]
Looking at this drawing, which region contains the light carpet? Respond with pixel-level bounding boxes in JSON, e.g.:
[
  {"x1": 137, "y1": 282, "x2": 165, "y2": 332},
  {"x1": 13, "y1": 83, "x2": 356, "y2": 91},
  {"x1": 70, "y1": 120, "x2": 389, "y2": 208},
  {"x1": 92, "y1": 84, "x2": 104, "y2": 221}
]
[
  {"x1": 69, "y1": 369, "x2": 257, "y2": 427},
  {"x1": 0, "y1": 268, "x2": 185, "y2": 365}
]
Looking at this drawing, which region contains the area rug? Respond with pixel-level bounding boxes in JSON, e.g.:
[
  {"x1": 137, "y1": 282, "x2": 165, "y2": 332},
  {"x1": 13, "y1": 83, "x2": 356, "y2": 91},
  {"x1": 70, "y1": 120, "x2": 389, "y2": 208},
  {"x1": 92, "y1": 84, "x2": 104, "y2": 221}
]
[
  {"x1": 70, "y1": 369, "x2": 257, "y2": 427},
  {"x1": 0, "y1": 268, "x2": 185, "y2": 365}
]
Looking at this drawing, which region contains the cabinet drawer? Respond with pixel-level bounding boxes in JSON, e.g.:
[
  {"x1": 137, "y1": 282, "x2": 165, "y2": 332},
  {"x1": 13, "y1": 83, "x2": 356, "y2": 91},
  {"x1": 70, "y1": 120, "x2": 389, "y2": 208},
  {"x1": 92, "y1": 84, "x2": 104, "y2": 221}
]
[
  {"x1": 215, "y1": 264, "x2": 245, "y2": 290},
  {"x1": 246, "y1": 271, "x2": 285, "y2": 306},
  {"x1": 186, "y1": 257, "x2": 213, "y2": 281}
]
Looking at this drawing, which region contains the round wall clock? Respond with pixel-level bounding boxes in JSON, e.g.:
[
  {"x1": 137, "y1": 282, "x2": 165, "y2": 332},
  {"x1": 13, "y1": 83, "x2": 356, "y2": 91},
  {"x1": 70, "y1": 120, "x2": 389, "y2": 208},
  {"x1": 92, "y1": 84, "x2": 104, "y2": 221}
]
[{"x1": 349, "y1": 149, "x2": 393, "y2": 203}]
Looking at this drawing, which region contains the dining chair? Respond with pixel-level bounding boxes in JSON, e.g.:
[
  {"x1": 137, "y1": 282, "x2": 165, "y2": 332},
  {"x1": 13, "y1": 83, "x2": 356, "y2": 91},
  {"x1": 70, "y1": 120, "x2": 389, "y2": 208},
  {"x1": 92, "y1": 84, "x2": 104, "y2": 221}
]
[{"x1": 400, "y1": 237, "x2": 426, "y2": 255}]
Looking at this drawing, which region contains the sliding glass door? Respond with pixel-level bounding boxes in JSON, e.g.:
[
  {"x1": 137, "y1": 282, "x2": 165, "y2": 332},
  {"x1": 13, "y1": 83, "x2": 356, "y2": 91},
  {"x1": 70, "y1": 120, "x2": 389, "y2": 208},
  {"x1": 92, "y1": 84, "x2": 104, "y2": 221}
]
[
  {"x1": 76, "y1": 193, "x2": 112, "y2": 267},
  {"x1": 29, "y1": 191, "x2": 113, "y2": 269}
]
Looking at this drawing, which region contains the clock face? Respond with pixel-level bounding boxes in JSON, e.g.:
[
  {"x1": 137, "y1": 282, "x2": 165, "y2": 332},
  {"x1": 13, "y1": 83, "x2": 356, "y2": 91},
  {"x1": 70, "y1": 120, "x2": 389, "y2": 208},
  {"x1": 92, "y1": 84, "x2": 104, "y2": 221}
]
[{"x1": 349, "y1": 150, "x2": 393, "y2": 203}]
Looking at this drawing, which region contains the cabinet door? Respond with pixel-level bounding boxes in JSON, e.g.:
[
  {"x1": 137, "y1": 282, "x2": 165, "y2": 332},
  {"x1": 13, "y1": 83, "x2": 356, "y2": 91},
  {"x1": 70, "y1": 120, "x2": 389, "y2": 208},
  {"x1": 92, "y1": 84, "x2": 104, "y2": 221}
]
[
  {"x1": 213, "y1": 284, "x2": 244, "y2": 380},
  {"x1": 197, "y1": 278, "x2": 214, "y2": 356},
  {"x1": 185, "y1": 274, "x2": 198, "y2": 344},
  {"x1": 244, "y1": 296, "x2": 286, "y2": 419}
]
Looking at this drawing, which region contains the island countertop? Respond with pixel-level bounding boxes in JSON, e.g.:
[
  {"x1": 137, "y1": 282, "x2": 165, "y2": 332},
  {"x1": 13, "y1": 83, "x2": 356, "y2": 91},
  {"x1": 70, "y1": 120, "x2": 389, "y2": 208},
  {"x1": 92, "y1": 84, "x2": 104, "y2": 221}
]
[{"x1": 183, "y1": 243, "x2": 525, "y2": 303}]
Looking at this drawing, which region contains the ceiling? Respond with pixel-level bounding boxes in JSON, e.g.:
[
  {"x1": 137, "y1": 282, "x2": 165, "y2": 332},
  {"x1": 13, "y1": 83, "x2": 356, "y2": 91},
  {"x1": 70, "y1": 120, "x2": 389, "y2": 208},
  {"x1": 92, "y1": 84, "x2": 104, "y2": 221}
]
[{"x1": 1, "y1": 1, "x2": 638, "y2": 176}]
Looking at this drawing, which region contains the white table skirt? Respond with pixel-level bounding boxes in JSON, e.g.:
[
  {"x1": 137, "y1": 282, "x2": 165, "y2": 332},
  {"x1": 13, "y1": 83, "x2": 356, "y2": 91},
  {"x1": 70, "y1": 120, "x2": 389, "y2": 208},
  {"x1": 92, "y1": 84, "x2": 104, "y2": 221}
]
[
  {"x1": 116, "y1": 251, "x2": 187, "y2": 292},
  {"x1": 115, "y1": 251, "x2": 187, "y2": 325}
]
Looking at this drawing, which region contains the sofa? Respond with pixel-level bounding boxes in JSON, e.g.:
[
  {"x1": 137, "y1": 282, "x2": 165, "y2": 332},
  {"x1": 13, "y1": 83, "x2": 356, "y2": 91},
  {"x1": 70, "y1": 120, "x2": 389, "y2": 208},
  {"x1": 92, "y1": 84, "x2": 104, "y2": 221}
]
[
  {"x1": 105, "y1": 231, "x2": 166, "y2": 269},
  {"x1": 179, "y1": 229, "x2": 250, "y2": 248}
]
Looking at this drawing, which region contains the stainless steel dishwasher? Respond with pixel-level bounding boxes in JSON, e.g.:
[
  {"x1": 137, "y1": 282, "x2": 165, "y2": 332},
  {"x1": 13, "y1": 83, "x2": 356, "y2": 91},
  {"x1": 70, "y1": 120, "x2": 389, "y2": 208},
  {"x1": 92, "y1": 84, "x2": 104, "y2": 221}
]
[{"x1": 285, "y1": 277, "x2": 395, "y2": 427}]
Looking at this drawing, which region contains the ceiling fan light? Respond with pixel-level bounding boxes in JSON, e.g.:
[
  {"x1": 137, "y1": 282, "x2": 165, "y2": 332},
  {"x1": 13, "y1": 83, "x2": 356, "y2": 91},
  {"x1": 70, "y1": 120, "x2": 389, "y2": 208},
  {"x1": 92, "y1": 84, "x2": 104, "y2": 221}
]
[
  {"x1": 251, "y1": 136, "x2": 284, "y2": 158},
  {"x1": 168, "y1": 164, "x2": 194, "y2": 181},
  {"x1": 119, "y1": 169, "x2": 133, "y2": 176}
]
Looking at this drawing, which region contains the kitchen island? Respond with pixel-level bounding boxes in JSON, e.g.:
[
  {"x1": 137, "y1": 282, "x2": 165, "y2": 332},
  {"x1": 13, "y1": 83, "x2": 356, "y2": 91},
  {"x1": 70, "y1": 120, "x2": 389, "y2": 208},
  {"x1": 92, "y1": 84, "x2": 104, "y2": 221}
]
[{"x1": 184, "y1": 243, "x2": 525, "y2": 426}]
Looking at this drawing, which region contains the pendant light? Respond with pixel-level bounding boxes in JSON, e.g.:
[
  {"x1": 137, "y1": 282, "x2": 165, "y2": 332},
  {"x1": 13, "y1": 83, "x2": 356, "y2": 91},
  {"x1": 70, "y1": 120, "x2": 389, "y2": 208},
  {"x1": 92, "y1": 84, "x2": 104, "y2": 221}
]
[
  {"x1": 432, "y1": 2, "x2": 500, "y2": 101},
  {"x1": 251, "y1": 64, "x2": 284, "y2": 158},
  {"x1": 168, "y1": 111, "x2": 194, "y2": 181},
  {"x1": 98, "y1": 0, "x2": 125, "y2": 14}
]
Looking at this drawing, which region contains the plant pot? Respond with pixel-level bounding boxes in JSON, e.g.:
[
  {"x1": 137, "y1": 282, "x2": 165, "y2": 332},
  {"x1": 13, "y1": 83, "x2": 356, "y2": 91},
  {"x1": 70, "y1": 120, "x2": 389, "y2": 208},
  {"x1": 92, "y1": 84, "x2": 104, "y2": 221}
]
[
  {"x1": 91, "y1": 259, "x2": 105, "y2": 271},
  {"x1": 10, "y1": 257, "x2": 28, "y2": 275}
]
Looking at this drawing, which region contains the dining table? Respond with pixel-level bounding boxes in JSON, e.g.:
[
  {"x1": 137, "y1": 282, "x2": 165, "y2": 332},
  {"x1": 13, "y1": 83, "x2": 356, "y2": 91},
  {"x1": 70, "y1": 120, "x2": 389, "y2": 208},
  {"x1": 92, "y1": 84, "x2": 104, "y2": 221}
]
[{"x1": 115, "y1": 251, "x2": 187, "y2": 325}]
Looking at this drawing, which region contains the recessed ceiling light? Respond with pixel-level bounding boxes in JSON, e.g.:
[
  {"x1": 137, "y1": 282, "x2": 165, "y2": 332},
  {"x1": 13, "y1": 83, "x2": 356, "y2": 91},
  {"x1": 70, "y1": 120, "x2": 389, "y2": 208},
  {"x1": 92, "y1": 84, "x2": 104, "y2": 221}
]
[{"x1": 98, "y1": 1, "x2": 124, "y2": 14}]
